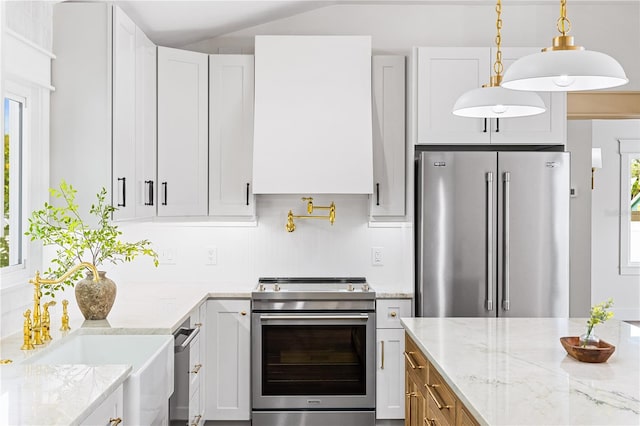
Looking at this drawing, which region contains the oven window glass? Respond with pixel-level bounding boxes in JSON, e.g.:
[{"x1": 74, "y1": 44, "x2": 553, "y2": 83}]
[{"x1": 262, "y1": 325, "x2": 367, "y2": 395}]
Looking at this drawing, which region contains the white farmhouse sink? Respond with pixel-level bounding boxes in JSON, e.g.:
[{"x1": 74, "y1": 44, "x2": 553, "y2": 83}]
[{"x1": 26, "y1": 333, "x2": 174, "y2": 426}]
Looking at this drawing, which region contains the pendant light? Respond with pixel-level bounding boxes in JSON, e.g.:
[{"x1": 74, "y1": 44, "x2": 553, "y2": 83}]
[
  {"x1": 452, "y1": 0, "x2": 546, "y2": 118},
  {"x1": 502, "y1": 0, "x2": 628, "y2": 91}
]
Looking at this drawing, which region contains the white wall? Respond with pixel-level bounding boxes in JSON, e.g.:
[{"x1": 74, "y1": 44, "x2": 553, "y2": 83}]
[
  {"x1": 93, "y1": 195, "x2": 413, "y2": 295},
  {"x1": 591, "y1": 120, "x2": 640, "y2": 320},
  {"x1": 184, "y1": 3, "x2": 640, "y2": 90},
  {"x1": 567, "y1": 120, "x2": 593, "y2": 317},
  {"x1": 0, "y1": 1, "x2": 54, "y2": 339}
]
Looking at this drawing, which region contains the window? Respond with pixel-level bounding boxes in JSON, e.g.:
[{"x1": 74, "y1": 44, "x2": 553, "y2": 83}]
[
  {"x1": 620, "y1": 139, "x2": 640, "y2": 274},
  {"x1": 1, "y1": 96, "x2": 24, "y2": 269}
]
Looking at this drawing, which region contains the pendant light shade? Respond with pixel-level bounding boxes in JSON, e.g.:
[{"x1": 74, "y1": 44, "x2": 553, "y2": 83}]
[
  {"x1": 501, "y1": 49, "x2": 628, "y2": 92},
  {"x1": 452, "y1": 0, "x2": 547, "y2": 119},
  {"x1": 501, "y1": 0, "x2": 628, "y2": 92},
  {"x1": 453, "y1": 86, "x2": 546, "y2": 118}
]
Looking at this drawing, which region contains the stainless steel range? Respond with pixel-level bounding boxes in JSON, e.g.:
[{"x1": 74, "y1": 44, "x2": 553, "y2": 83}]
[{"x1": 251, "y1": 277, "x2": 376, "y2": 426}]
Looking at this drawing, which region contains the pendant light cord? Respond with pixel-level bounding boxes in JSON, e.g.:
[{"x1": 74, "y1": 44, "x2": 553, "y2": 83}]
[
  {"x1": 494, "y1": 0, "x2": 503, "y2": 77},
  {"x1": 486, "y1": 0, "x2": 504, "y2": 87},
  {"x1": 557, "y1": 0, "x2": 572, "y2": 36}
]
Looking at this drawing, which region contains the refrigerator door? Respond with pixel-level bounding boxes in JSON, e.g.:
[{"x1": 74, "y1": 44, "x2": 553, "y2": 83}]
[
  {"x1": 416, "y1": 151, "x2": 498, "y2": 317},
  {"x1": 497, "y1": 152, "x2": 570, "y2": 317}
]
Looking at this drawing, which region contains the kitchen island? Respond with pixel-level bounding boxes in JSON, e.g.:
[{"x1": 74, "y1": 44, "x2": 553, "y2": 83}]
[{"x1": 401, "y1": 317, "x2": 640, "y2": 425}]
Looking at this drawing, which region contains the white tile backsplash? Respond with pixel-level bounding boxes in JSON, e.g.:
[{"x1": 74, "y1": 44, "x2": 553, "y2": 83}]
[{"x1": 91, "y1": 195, "x2": 413, "y2": 294}]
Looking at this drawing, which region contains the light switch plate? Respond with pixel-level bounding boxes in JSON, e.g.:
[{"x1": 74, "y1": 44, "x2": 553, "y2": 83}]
[{"x1": 372, "y1": 247, "x2": 384, "y2": 266}]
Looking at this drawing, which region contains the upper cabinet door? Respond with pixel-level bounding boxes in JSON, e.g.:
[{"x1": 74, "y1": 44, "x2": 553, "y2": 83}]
[
  {"x1": 112, "y1": 6, "x2": 136, "y2": 220},
  {"x1": 157, "y1": 46, "x2": 209, "y2": 216},
  {"x1": 489, "y1": 47, "x2": 566, "y2": 145},
  {"x1": 370, "y1": 56, "x2": 406, "y2": 217},
  {"x1": 416, "y1": 47, "x2": 566, "y2": 146},
  {"x1": 253, "y1": 36, "x2": 373, "y2": 194},
  {"x1": 416, "y1": 47, "x2": 491, "y2": 144},
  {"x1": 209, "y1": 55, "x2": 255, "y2": 217},
  {"x1": 135, "y1": 28, "x2": 157, "y2": 218}
]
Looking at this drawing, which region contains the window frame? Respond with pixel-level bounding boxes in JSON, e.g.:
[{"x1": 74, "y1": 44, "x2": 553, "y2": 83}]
[
  {"x1": 619, "y1": 138, "x2": 640, "y2": 275},
  {"x1": 2, "y1": 93, "x2": 26, "y2": 271},
  {"x1": 0, "y1": 82, "x2": 33, "y2": 286}
]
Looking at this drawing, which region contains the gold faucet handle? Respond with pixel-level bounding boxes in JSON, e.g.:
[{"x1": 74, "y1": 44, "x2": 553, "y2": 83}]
[
  {"x1": 21, "y1": 309, "x2": 35, "y2": 350},
  {"x1": 302, "y1": 197, "x2": 314, "y2": 214},
  {"x1": 60, "y1": 299, "x2": 71, "y2": 331}
]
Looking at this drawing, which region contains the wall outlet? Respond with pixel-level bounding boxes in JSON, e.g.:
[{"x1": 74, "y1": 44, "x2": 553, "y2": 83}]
[
  {"x1": 159, "y1": 248, "x2": 176, "y2": 265},
  {"x1": 206, "y1": 246, "x2": 218, "y2": 266},
  {"x1": 372, "y1": 247, "x2": 384, "y2": 266}
]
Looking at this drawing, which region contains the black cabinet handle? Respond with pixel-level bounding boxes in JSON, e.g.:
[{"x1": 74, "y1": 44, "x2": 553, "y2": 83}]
[
  {"x1": 483, "y1": 118, "x2": 487, "y2": 133},
  {"x1": 246, "y1": 183, "x2": 250, "y2": 206},
  {"x1": 376, "y1": 183, "x2": 380, "y2": 206},
  {"x1": 117, "y1": 177, "x2": 126, "y2": 207},
  {"x1": 144, "y1": 180, "x2": 154, "y2": 206},
  {"x1": 495, "y1": 118, "x2": 500, "y2": 133},
  {"x1": 162, "y1": 182, "x2": 167, "y2": 206}
]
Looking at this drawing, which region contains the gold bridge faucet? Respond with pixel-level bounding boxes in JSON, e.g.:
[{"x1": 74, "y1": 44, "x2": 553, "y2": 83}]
[{"x1": 21, "y1": 262, "x2": 99, "y2": 350}]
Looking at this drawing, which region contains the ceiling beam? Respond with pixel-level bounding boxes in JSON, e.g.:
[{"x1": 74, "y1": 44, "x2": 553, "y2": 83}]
[{"x1": 567, "y1": 91, "x2": 640, "y2": 120}]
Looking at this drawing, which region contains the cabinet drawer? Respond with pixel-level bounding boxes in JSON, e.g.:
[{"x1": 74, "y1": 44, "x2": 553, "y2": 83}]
[
  {"x1": 405, "y1": 335, "x2": 428, "y2": 382},
  {"x1": 426, "y1": 364, "x2": 456, "y2": 425},
  {"x1": 377, "y1": 299, "x2": 412, "y2": 329},
  {"x1": 456, "y1": 403, "x2": 480, "y2": 426}
]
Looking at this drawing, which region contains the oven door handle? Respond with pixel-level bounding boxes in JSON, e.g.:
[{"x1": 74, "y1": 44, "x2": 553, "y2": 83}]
[{"x1": 259, "y1": 314, "x2": 370, "y2": 321}]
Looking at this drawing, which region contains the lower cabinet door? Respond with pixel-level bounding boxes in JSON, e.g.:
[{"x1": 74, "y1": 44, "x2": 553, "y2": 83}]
[
  {"x1": 80, "y1": 385, "x2": 123, "y2": 426},
  {"x1": 205, "y1": 299, "x2": 251, "y2": 420},
  {"x1": 377, "y1": 327, "x2": 405, "y2": 419}
]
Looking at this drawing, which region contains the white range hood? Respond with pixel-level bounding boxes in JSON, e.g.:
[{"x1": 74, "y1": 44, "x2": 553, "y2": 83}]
[{"x1": 252, "y1": 35, "x2": 373, "y2": 194}]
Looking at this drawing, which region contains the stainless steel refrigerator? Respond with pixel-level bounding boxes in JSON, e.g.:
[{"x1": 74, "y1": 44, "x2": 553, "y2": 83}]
[{"x1": 415, "y1": 150, "x2": 570, "y2": 318}]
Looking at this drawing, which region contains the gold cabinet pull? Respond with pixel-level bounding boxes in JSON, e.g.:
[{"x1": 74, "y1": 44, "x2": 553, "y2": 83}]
[
  {"x1": 390, "y1": 311, "x2": 397, "y2": 318},
  {"x1": 191, "y1": 414, "x2": 202, "y2": 426},
  {"x1": 194, "y1": 322, "x2": 202, "y2": 328},
  {"x1": 109, "y1": 418, "x2": 122, "y2": 426},
  {"x1": 190, "y1": 363, "x2": 202, "y2": 374},
  {"x1": 240, "y1": 311, "x2": 247, "y2": 316},
  {"x1": 425, "y1": 383, "x2": 451, "y2": 410},
  {"x1": 0, "y1": 359, "x2": 13, "y2": 364},
  {"x1": 403, "y1": 351, "x2": 424, "y2": 370},
  {"x1": 381, "y1": 340, "x2": 385, "y2": 369}
]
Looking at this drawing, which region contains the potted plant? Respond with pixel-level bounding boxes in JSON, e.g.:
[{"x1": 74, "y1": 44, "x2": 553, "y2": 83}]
[{"x1": 25, "y1": 180, "x2": 158, "y2": 320}]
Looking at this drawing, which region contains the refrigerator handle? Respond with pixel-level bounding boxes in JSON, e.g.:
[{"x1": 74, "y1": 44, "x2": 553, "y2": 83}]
[
  {"x1": 502, "y1": 171, "x2": 511, "y2": 311},
  {"x1": 486, "y1": 172, "x2": 494, "y2": 311}
]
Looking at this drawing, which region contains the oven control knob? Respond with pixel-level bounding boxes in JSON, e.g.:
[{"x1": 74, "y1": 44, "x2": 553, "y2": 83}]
[
  {"x1": 274, "y1": 284, "x2": 281, "y2": 292},
  {"x1": 348, "y1": 284, "x2": 354, "y2": 292}
]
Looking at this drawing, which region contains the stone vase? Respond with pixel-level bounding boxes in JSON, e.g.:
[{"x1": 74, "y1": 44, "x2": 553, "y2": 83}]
[{"x1": 75, "y1": 271, "x2": 117, "y2": 320}]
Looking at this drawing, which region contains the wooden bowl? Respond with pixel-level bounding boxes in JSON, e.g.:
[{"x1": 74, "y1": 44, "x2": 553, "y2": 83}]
[{"x1": 560, "y1": 336, "x2": 616, "y2": 363}]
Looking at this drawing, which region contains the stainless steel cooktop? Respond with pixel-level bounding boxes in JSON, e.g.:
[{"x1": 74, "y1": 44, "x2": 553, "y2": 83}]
[{"x1": 252, "y1": 277, "x2": 375, "y2": 301}]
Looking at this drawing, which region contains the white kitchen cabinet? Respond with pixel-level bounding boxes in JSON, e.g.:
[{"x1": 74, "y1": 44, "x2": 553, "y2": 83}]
[
  {"x1": 376, "y1": 298, "x2": 412, "y2": 420},
  {"x1": 205, "y1": 299, "x2": 251, "y2": 421},
  {"x1": 112, "y1": 6, "x2": 136, "y2": 220},
  {"x1": 371, "y1": 56, "x2": 406, "y2": 217},
  {"x1": 157, "y1": 47, "x2": 209, "y2": 216},
  {"x1": 209, "y1": 55, "x2": 256, "y2": 217},
  {"x1": 415, "y1": 47, "x2": 565, "y2": 145},
  {"x1": 134, "y1": 27, "x2": 157, "y2": 217},
  {"x1": 171, "y1": 302, "x2": 206, "y2": 425},
  {"x1": 51, "y1": 3, "x2": 156, "y2": 220},
  {"x1": 188, "y1": 302, "x2": 206, "y2": 426},
  {"x1": 80, "y1": 384, "x2": 123, "y2": 426}
]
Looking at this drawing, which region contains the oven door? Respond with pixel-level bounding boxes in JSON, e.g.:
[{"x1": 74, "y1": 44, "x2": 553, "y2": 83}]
[{"x1": 252, "y1": 311, "x2": 376, "y2": 410}]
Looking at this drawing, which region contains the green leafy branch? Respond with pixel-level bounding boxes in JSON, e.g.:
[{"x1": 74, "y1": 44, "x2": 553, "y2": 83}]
[{"x1": 25, "y1": 180, "x2": 158, "y2": 296}]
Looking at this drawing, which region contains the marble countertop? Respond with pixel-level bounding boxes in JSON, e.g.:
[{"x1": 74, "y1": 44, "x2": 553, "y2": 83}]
[
  {"x1": 401, "y1": 317, "x2": 640, "y2": 426},
  {"x1": 0, "y1": 281, "x2": 411, "y2": 425},
  {"x1": 0, "y1": 363, "x2": 131, "y2": 425}
]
